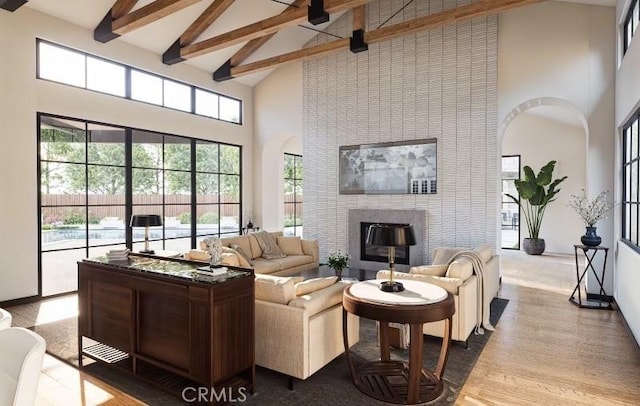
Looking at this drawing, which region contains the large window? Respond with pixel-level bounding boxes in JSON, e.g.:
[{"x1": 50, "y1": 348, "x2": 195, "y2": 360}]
[
  {"x1": 37, "y1": 40, "x2": 242, "y2": 124},
  {"x1": 624, "y1": 0, "x2": 639, "y2": 55},
  {"x1": 39, "y1": 114, "x2": 242, "y2": 296},
  {"x1": 284, "y1": 154, "x2": 303, "y2": 236},
  {"x1": 622, "y1": 114, "x2": 639, "y2": 250}
]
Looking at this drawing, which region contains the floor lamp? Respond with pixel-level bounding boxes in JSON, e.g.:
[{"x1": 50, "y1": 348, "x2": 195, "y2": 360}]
[
  {"x1": 366, "y1": 223, "x2": 416, "y2": 292},
  {"x1": 130, "y1": 214, "x2": 162, "y2": 254}
]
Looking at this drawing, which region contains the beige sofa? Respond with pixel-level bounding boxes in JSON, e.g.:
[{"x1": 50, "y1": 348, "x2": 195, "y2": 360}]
[
  {"x1": 186, "y1": 231, "x2": 319, "y2": 276},
  {"x1": 253, "y1": 274, "x2": 360, "y2": 383},
  {"x1": 377, "y1": 244, "x2": 500, "y2": 344}
]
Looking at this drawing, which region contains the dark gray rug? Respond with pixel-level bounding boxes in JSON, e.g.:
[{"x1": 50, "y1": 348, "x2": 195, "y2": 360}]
[{"x1": 25, "y1": 298, "x2": 508, "y2": 405}]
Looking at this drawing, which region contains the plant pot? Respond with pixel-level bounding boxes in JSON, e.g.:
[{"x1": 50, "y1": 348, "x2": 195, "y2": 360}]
[
  {"x1": 581, "y1": 226, "x2": 601, "y2": 247},
  {"x1": 523, "y1": 238, "x2": 545, "y2": 255}
]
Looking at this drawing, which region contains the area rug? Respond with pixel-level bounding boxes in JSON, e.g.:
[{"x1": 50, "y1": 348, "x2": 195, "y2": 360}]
[{"x1": 25, "y1": 297, "x2": 508, "y2": 405}]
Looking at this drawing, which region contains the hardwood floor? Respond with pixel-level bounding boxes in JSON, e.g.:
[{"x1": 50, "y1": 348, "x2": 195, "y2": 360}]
[
  {"x1": 30, "y1": 251, "x2": 640, "y2": 405},
  {"x1": 457, "y1": 251, "x2": 640, "y2": 405}
]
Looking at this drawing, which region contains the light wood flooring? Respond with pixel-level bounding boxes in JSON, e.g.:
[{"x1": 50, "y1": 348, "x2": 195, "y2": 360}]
[{"x1": 30, "y1": 251, "x2": 640, "y2": 405}]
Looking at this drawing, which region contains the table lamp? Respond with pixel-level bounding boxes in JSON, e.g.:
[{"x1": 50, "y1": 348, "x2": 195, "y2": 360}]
[
  {"x1": 130, "y1": 214, "x2": 162, "y2": 254},
  {"x1": 366, "y1": 223, "x2": 416, "y2": 292}
]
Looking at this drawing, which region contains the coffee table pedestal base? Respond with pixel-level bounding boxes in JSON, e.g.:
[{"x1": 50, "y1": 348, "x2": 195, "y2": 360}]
[{"x1": 355, "y1": 360, "x2": 443, "y2": 404}]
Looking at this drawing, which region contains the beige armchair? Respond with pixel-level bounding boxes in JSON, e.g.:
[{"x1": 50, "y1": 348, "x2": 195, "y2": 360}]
[
  {"x1": 377, "y1": 244, "x2": 500, "y2": 345},
  {"x1": 253, "y1": 274, "x2": 360, "y2": 387}
]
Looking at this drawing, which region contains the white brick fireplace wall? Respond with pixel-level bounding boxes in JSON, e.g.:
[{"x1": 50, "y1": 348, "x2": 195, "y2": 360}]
[{"x1": 303, "y1": 0, "x2": 498, "y2": 263}]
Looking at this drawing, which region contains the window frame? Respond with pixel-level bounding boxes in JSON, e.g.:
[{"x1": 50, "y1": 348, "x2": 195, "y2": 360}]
[
  {"x1": 38, "y1": 112, "x2": 243, "y2": 297},
  {"x1": 623, "y1": 0, "x2": 639, "y2": 56},
  {"x1": 36, "y1": 39, "x2": 243, "y2": 125},
  {"x1": 622, "y1": 111, "x2": 640, "y2": 253}
]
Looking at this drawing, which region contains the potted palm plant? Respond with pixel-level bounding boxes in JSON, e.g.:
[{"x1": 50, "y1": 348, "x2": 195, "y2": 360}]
[{"x1": 506, "y1": 160, "x2": 567, "y2": 255}]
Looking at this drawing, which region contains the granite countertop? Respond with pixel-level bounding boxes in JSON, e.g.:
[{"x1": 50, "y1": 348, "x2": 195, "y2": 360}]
[{"x1": 82, "y1": 254, "x2": 251, "y2": 285}]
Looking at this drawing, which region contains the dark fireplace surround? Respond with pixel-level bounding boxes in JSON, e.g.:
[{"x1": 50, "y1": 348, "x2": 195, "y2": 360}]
[{"x1": 348, "y1": 209, "x2": 425, "y2": 272}]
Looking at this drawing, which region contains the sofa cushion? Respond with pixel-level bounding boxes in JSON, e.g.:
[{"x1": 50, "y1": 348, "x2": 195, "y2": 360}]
[
  {"x1": 222, "y1": 236, "x2": 252, "y2": 260},
  {"x1": 376, "y1": 271, "x2": 463, "y2": 294},
  {"x1": 432, "y1": 247, "x2": 466, "y2": 265},
  {"x1": 254, "y1": 274, "x2": 296, "y2": 304},
  {"x1": 409, "y1": 264, "x2": 448, "y2": 276},
  {"x1": 248, "y1": 235, "x2": 263, "y2": 259},
  {"x1": 446, "y1": 258, "x2": 474, "y2": 281},
  {"x1": 186, "y1": 249, "x2": 210, "y2": 261},
  {"x1": 277, "y1": 236, "x2": 304, "y2": 256},
  {"x1": 474, "y1": 244, "x2": 493, "y2": 263},
  {"x1": 254, "y1": 231, "x2": 286, "y2": 259},
  {"x1": 252, "y1": 258, "x2": 282, "y2": 274},
  {"x1": 295, "y1": 276, "x2": 338, "y2": 296},
  {"x1": 269, "y1": 255, "x2": 314, "y2": 269},
  {"x1": 230, "y1": 244, "x2": 254, "y2": 266},
  {"x1": 220, "y1": 252, "x2": 240, "y2": 267},
  {"x1": 288, "y1": 281, "x2": 348, "y2": 317}
]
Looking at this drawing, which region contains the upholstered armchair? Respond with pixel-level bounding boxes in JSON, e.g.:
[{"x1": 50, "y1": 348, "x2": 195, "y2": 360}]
[
  {"x1": 253, "y1": 274, "x2": 360, "y2": 387},
  {"x1": 377, "y1": 244, "x2": 500, "y2": 344},
  {"x1": 0, "y1": 308, "x2": 11, "y2": 330},
  {"x1": 0, "y1": 327, "x2": 46, "y2": 406}
]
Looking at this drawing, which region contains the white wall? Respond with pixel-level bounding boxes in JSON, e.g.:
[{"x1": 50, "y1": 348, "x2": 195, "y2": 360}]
[
  {"x1": 253, "y1": 62, "x2": 303, "y2": 231},
  {"x1": 498, "y1": 2, "x2": 616, "y2": 292},
  {"x1": 614, "y1": 0, "x2": 640, "y2": 344},
  {"x1": 303, "y1": 1, "x2": 498, "y2": 262},
  {"x1": 502, "y1": 111, "x2": 586, "y2": 254},
  {"x1": 0, "y1": 8, "x2": 254, "y2": 301}
]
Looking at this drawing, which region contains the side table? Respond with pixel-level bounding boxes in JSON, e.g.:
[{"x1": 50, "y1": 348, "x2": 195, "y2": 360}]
[
  {"x1": 570, "y1": 245, "x2": 612, "y2": 310},
  {"x1": 342, "y1": 279, "x2": 455, "y2": 404}
]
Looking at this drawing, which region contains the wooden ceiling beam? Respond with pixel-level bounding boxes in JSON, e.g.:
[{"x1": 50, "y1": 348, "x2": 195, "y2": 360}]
[
  {"x1": 163, "y1": 0, "x2": 235, "y2": 64},
  {"x1": 180, "y1": 0, "x2": 235, "y2": 45},
  {"x1": 178, "y1": 0, "x2": 370, "y2": 62},
  {"x1": 223, "y1": 0, "x2": 540, "y2": 81},
  {"x1": 229, "y1": 0, "x2": 307, "y2": 67},
  {"x1": 111, "y1": 0, "x2": 139, "y2": 19},
  {"x1": 96, "y1": 0, "x2": 202, "y2": 43},
  {"x1": 352, "y1": 4, "x2": 365, "y2": 31},
  {"x1": 112, "y1": 0, "x2": 203, "y2": 35}
]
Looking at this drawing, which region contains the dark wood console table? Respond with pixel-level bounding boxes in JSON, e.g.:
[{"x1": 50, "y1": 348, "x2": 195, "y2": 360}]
[
  {"x1": 342, "y1": 280, "x2": 455, "y2": 404},
  {"x1": 78, "y1": 254, "x2": 255, "y2": 401}
]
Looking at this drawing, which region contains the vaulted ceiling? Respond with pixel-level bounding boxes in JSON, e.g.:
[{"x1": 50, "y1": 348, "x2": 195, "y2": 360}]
[{"x1": 2, "y1": 0, "x2": 615, "y2": 87}]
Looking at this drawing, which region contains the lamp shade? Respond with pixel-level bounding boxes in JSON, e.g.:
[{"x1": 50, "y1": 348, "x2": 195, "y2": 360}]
[
  {"x1": 366, "y1": 224, "x2": 416, "y2": 247},
  {"x1": 130, "y1": 214, "x2": 162, "y2": 227}
]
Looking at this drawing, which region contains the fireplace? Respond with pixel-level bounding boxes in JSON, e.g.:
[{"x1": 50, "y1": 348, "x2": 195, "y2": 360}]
[
  {"x1": 348, "y1": 209, "x2": 425, "y2": 271},
  {"x1": 360, "y1": 222, "x2": 410, "y2": 265}
]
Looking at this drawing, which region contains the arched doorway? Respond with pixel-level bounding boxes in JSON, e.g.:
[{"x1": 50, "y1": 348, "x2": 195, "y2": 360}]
[{"x1": 499, "y1": 97, "x2": 588, "y2": 254}]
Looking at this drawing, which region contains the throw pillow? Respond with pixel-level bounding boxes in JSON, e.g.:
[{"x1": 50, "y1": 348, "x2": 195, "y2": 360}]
[
  {"x1": 253, "y1": 230, "x2": 286, "y2": 259},
  {"x1": 409, "y1": 264, "x2": 448, "y2": 277},
  {"x1": 277, "y1": 236, "x2": 304, "y2": 256},
  {"x1": 229, "y1": 244, "x2": 254, "y2": 266},
  {"x1": 254, "y1": 274, "x2": 296, "y2": 304},
  {"x1": 446, "y1": 257, "x2": 474, "y2": 281},
  {"x1": 295, "y1": 276, "x2": 338, "y2": 296}
]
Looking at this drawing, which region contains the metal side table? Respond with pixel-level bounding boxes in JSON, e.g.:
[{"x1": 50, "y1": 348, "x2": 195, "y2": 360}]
[{"x1": 570, "y1": 245, "x2": 612, "y2": 310}]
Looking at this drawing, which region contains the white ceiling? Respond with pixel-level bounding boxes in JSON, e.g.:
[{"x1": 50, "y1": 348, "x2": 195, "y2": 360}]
[
  {"x1": 23, "y1": 0, "x2": 615, "y2": 88},
  {"x1": 25, "y1": 0, "x2": 341, "y2": 86}
]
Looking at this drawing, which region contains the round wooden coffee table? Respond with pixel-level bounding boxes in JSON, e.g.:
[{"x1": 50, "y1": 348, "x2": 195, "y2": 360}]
[{"x1": 342, "y1": 279, "x2": 455, "y2": 404}]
